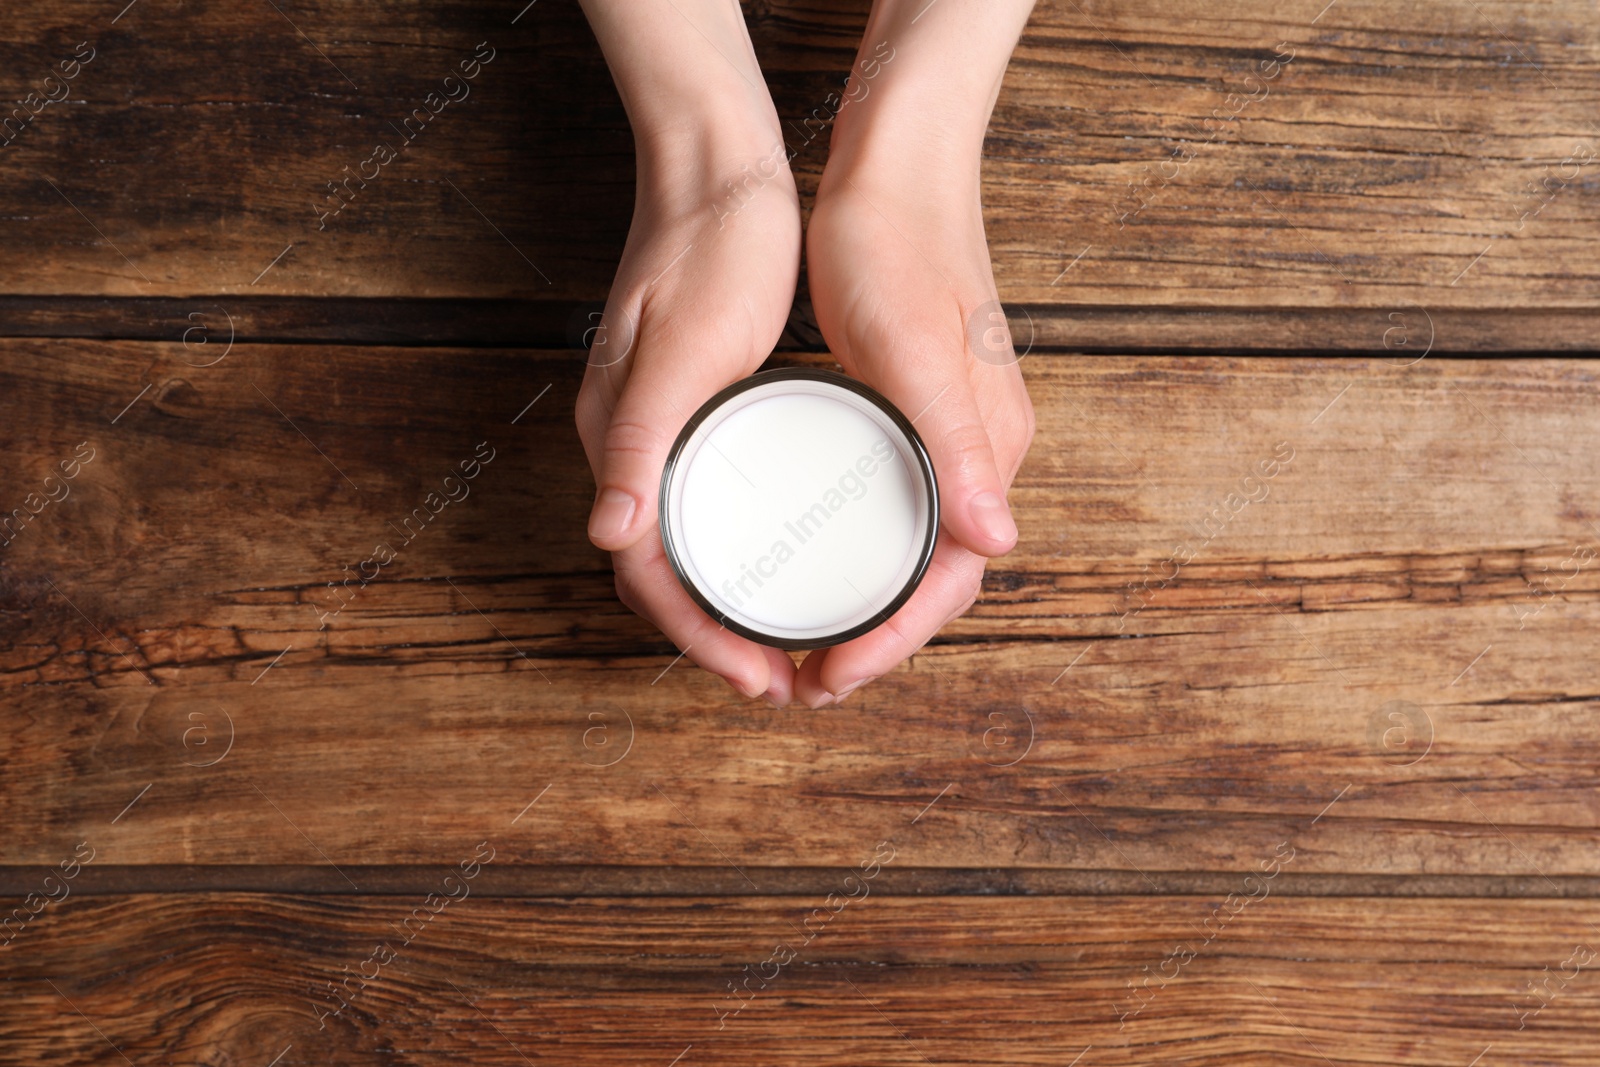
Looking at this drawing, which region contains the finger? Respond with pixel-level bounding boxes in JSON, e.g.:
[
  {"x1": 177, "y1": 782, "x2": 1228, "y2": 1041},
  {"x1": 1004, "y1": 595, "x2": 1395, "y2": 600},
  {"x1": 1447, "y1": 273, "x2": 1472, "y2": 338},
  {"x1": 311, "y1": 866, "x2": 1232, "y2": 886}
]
[
  {"x1": 614, "y1": 529, "x2": 797, "y2": 701},
  {"x1": 757, "y1": 644, "x2": 797, "y2": 707},
  {"x1": 585, "y1": 278, "x2": 789, "y2": 552},
  {"x1": 859, "y1": 333, "x2": 1019, "y2": 559},
  {"x1": 793, "y1": 536, "x2": 986, "y2": 708},
  {"x1": 585, "y1": 361, "x2": 717, "y2": 554}
]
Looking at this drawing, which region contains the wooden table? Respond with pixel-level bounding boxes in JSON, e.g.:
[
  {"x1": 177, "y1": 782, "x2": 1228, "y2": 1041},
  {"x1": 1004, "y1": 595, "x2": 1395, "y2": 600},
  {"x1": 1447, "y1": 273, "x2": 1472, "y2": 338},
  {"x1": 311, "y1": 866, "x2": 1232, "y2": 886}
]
[{"x1": 3, "y1": 1, "x2": 1598, "y2": 1063}]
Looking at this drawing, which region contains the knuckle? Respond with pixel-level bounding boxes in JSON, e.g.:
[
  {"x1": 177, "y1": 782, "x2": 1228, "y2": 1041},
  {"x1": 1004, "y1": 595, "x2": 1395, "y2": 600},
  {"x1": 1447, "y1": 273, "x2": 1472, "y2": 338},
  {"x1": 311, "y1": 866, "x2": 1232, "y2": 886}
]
[
  {"x1": 880, "y1": 615, "x2": 928, "y2": 661},
  {"x1": 574, "y1": 385, "x2": 605, "y2": 439},
  {"x1": 960, "y1": 579, "x2": 982, "y2": 614},
  {"x1": 936, "y1": 419, "x2": 996, "y2": 474},
  {"x1": 1011, "y1": 403, "x2": 1038, "y2": 460},
  {"x1": 942, "y1": 581, "x2": 982, "y2": 629},
  {"x1": 613, "y1": 572, "x2": 643, "y2": 616},
  {"x1": 603, "y1": 417, "x2": 667, "y2": 464}
]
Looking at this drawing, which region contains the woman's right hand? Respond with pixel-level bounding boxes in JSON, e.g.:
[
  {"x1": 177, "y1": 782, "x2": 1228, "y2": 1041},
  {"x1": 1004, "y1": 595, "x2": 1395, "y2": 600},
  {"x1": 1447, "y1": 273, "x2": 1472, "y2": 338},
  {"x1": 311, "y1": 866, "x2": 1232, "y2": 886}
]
[{"x1": 573, "y1": 5, "x2": 803, "y2": 703}]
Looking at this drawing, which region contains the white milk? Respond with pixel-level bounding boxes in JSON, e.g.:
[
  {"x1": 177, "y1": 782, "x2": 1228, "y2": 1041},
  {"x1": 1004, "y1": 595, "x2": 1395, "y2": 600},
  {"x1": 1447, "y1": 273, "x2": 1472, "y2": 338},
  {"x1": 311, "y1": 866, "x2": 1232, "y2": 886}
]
[{"x1": 662, "y1": 374, "x2": 934, "y2": 647}]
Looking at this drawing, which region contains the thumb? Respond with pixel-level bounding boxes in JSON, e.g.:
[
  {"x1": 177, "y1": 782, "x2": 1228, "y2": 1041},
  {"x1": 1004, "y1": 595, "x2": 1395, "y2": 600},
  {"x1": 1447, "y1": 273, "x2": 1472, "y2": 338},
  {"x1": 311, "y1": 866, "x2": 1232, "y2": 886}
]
[
  {"x1": 864, "y1": 343, "x2": 1017, "y2": 557},
  {"x1": 917, "y1": 378, "x2": 1018, "y2": 557},
  {"x1": 585, "y1": 334, "x2": 743, "y2": 553}
]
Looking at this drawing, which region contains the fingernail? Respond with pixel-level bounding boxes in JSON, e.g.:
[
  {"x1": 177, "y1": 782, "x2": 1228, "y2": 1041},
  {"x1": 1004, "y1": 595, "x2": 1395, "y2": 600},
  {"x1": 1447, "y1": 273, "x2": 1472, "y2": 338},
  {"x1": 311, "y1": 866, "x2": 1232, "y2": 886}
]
[
  {"x1": 836, "y1": 675, "x2": 878, "y2": 699},
  {"x1": 729, "y1": 675, "x2": 765, "y2": 699},
  {"x1": 969, "y1": 491, "x2": 1017, "y2": 545},
  {"x1": 807, "y1": 691, "x2": 835, "y2": 710},
  {"x1": 588, "y1": 487, "x2": 637, "y2": 541},
  {"x1": 763, "y1": 684, "x2": 787, "y2": 709}
]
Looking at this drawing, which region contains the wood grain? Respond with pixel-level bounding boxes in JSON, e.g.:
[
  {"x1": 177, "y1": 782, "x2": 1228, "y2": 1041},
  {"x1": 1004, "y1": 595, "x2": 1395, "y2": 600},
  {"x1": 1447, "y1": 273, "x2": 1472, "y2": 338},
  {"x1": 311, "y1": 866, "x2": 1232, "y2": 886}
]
[
  {"x1": 0, "y1": 1, "x2": 1594, "y2": 312},
  {"x1": 1, "y1": 894, "x2": 1597, "y2": 1065},
  {"x1": 5, "y1": 1, "x2": 1598, "y2": 1059},
  {"x1": 2, "y1": 346, "x2": 1597, "y2": 874},
  {"x1": 978, "y1": 0, "x2": 1600, "y2": 307}
]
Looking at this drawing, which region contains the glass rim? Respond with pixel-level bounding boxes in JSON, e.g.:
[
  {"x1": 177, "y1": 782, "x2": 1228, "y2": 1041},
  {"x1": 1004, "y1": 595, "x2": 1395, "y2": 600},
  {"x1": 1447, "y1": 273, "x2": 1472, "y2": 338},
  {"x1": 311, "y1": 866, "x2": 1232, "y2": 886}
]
[{"x1": 657, "y1": 367, "x2": 940, "y2": 650}]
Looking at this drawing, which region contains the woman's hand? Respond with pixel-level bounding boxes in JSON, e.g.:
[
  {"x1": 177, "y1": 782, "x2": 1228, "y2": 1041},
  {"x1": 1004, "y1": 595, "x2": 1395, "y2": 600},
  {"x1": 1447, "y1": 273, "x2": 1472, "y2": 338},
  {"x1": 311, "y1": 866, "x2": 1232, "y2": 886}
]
[
  {"x1": 575, "y1": 0, "x2": 803, "y2": 705},
  {"x1": 574, "y1": 0, "x2": 1036, "y2": 707},
  {"x1": 797, "y1": 0, "x2": 1038, "y2": 707},
  {"x1": 800, "y1": 167, "x2": 1035, "y2": 708}
]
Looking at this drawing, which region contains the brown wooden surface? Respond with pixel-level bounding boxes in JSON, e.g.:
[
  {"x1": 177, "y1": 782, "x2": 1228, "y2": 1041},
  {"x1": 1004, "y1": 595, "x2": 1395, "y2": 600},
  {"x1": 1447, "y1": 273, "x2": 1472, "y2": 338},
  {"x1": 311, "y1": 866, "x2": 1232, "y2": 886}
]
[
  {"x1": 1, "y1": 349, "x2": 1597, "y2": 876},
  {"x1": 5, "y1": 0, "x2": 1600, "y2": 1062},
  {"x1": 3, "y1": 896, "x2": 1600, "y2": 1065},
  {"x1": 0, "y1": 1, "x2": 1594, "y2": 311}
]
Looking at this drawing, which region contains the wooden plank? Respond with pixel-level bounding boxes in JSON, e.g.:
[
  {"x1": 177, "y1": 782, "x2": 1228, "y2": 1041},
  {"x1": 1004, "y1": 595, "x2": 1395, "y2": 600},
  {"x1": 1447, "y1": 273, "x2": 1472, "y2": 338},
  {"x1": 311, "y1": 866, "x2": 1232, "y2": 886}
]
[
  {"x1": 0, "y1": 0, "x2": 623, "y2": 299},
  {"x1": 977, "y1": 0, "x2": 1600, "y2": 308},
  {"x1": 2, "y1": 346, "x2": 1598, "y2": 873},
  {"x1": 0, "y1": 895, "x2": 1596, "y2": 1064},
  {"x1": 0, "y1": 2, "x2": 1595, "y2": 310}
]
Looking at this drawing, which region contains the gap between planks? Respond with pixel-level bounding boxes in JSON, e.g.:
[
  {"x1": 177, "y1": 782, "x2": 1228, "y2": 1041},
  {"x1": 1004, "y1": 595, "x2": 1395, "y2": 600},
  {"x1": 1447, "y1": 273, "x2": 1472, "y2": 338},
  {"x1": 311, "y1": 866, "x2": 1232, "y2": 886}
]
[
  {"x1": 2, "y1": 299, "x2": 1599, "y2": 353},
  {"x1": 2, "y1": 866, "x2": 1597, "y2": 898}
]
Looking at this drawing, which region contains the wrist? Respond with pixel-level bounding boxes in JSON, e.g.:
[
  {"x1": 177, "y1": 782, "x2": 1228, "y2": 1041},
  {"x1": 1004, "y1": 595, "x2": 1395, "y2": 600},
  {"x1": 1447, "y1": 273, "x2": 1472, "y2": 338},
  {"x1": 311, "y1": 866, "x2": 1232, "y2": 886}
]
[
  {"x1": 818, "y1": 0, "x2": 1032, "y2": 204},
  {"x1": 820, "y1": 91, "x2": 989, "y2": 208},
  {"x1": 580, "y1": 0, "x2": 784, "y2": 189},
  {"x1": 633, "y1": 107, "x2": 794, "y2": 224}
]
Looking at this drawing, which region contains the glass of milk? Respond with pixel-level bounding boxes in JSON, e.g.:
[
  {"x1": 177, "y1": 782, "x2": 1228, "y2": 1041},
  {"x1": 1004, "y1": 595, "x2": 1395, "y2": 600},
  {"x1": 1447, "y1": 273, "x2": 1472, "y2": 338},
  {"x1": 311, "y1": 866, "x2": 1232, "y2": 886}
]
[{"x1": 659, "y1": 368, "x2": 938, "y2": 648}]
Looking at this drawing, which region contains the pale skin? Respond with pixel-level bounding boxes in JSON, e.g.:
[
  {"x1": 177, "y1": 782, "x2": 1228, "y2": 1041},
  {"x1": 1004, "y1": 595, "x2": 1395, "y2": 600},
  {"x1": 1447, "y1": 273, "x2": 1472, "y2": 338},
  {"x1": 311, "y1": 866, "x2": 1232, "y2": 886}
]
[{"x1": 575, "y1": 0, "x2": 1037, "y2": 708}]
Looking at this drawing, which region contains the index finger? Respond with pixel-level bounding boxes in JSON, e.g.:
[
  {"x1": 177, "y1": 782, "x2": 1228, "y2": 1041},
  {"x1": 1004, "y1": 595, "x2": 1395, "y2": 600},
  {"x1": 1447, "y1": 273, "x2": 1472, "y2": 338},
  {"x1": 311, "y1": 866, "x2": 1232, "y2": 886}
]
[{"x1": 792, "y1": 535, "x2": 986, "y2": 707}]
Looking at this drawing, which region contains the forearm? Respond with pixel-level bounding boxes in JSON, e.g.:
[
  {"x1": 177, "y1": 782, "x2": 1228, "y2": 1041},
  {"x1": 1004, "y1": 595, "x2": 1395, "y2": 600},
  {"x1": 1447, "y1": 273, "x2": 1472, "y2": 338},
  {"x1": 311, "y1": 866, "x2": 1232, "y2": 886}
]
[
  {"x1": 578, "y1": 0, "x2": 782, "y2": 195},
  {"x1": 825, "y1": 0, "x2": 1036, "y2": 193}
]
